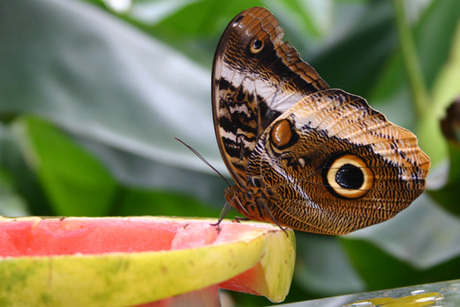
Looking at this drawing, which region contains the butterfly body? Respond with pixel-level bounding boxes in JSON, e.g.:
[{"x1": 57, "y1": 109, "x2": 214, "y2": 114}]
[{"x1": 212, "y1": 7, "x2": 430, "y2": 234}]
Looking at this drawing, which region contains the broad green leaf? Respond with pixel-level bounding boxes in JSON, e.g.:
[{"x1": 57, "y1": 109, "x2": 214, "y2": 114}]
[
  {"x1": 428, "y1": 99, "x2": 460, "y2": 216},
  {"x1": 22, "y1": 116, "x2": 117, "y2": 216},
  {"x1": 431, "y1": 22, "x2": 460, "y2": 112},
  {"x1": 0, "y1": 121, "x2": 53, "y2": 215},
  {"x1": 341, "y1": 238, "x2": 421, "y2": 290},
  {"x1": 345, "y1": 195, "x2": 460, "y2": 269},
  {"x1": 416, "y1": 0, "x2": 460, "y2": 90},
  {"x1": 115, "y1": 188, "x2": 225, "y2": 218},
  {"x1": 75, "y1": 135, "x2": 229, "y2": 207},
  {"x1": 0, "y1": 0, "x2": 218, "y2": 171},
  {"x1": 0, "y1": 169, "x2": 29, "y2": 217},
  {"x1": 294, "y1": 234, "x2": 364, "y2": 296},
  {"x1": 0, "y1": 0, "x2": 230, "y2": 207},
  {"x1": 308, "y1": 1, "x2": 397, "y2": 98},
  {"x1": 341, "y1": 237, "x2": 460, "y2": 291},
  {"x1": 0, "y1": 124, "x2": 29, "y2": 216},
  {"x1": 414, "y1": 0, "x2": 460, "y2": 164},
  {"x1": 423, "y1": 13, "x2": 460, "y2": 215},
  {"x1": 105, "y1": 0, "x2": 267, "y2": 66}
]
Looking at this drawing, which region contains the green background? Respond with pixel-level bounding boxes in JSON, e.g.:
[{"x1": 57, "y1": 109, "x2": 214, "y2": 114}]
[{"x1": 1, "y1": 0, "x2": 460, "y2": 305}]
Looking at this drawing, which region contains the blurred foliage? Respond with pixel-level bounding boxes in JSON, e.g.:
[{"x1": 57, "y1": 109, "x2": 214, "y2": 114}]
[
  {"x1": 428, "y1": 99, "x2": 460, "y2": 216},
  {"x1": 1, "y1": 0, "x2": 460, "y2": 305}
]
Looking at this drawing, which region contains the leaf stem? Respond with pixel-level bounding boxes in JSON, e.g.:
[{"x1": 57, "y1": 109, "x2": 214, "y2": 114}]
[{"x1": 392, "y1": 0, "x2": 430, "y2": 118}]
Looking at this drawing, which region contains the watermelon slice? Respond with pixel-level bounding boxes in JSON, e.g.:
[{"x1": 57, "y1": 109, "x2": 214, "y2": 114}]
[{"x1": 0, "y1": 216, "x2": 295, "y2": 306}]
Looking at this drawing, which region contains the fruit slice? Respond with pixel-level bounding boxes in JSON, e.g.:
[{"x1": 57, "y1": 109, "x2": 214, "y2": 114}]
[{"x1": 0, "y1": 216, "x2": 295, "y2": 306}]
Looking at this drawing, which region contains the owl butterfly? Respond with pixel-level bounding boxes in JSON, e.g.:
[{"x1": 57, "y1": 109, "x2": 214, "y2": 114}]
[{"x1": 212, "y1": 7, "x2": 430, "y2": 235}]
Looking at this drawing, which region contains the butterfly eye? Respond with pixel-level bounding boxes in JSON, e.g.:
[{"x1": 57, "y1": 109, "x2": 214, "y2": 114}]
[
  {"x1": 250, "y1": 38, "x2": 264, "y2": 54},
  {"x1": 325, "y1": 154, "x2": 374, "y2": 199}
]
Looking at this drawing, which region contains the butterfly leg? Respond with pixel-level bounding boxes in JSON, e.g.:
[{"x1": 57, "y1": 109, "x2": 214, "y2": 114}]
[{"x1": 210, "y1": 201, "x2": 233, "y2": 231}]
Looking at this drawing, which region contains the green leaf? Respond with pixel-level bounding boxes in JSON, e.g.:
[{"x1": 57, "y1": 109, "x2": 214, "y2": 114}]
[
  {"x1": 309, "y1": 1, "x2": 397, "y2": 98},
  {"x1": 429, "y1": 178, "x2": 460, "y2": 217},
  {"x1": 424, "y1": 15, "x2": 460, "y2": 215},
  {"x1": 0, "y1": 0, "x2": 229, "y2": 206},
  {"x1": 115, "y1": 188, "x2": 225, "y2": 218},
  {"x1": 74, "y1": 136, "x2": 229, "y2": 207},
  {"x1": 0, "y1": 0, "x2": 216, "y2": 166},
  {"x1": 23, "y1": 116, "x2": 117, "y2": 216},
  {"x1": 416, "y1": 0, "x2": 460, "y2": 90},
  {"x1": 0, "y1": 121, "x2": 53, "y2": 215},
  {"x1": 341, "y1": 238, "x2": 420, "y2": 290},
  {"x1": 428, "y1": 99, "x2": 460, "y2": 216},
  {"x1": 294, "y1": 234, "x2": 364, "y2": 296},
  {"x1": 0, "y1": 169, "x2": 29, "y2": 217},
  {"x1": 341, "y1": 237, "x2": 460, "y2": 291},
  {"x1": 414, "y1": 0, "x2": 460, "y2": 164},
  {"x1": 345, "y1": 194, "x2": 460, "y2": 270}
]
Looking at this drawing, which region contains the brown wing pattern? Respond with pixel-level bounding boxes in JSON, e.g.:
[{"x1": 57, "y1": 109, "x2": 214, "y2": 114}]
[
  {"x1": 246, "y1": 89, "x2": 430, "y2": 234},
  {"x1": 212, "y1": 7, "x2": 328, "y2": 186},
  {"x1": 212, "y1": 7, "x2": 430, "y2": 234}
]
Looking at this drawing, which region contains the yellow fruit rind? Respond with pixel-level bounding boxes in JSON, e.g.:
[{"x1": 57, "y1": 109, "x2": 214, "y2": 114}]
[{"x1": 0, "y1": 216, "x2": 295, "y2": 306}]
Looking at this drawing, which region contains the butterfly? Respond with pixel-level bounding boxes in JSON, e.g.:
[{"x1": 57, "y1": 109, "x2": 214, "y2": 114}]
[{"x1": 212, "y1": 7, "x2": 430, "y2": 234}]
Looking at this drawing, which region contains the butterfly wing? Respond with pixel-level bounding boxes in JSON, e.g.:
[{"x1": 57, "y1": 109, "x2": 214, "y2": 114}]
[
  {"x1": 247, "y1": 89, "x2": 430, "y2": 234},
  {"x1": 212, "y1": 7, "x2": 430, "y2": 234},
  {"x1": 212, "y1": 7, "x2": 328, "y2": 186}
]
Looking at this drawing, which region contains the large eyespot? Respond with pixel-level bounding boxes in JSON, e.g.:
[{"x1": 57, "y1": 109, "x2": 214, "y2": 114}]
[
  {"x1": 325, "y1": 154, "x2": 374, "y2": 199},
  {"x1": 250, "y1": 38, "x2": 264, "y2": 53},
  {"x1": 269, "y1": 119, "x2": 298, "y2": 149}
]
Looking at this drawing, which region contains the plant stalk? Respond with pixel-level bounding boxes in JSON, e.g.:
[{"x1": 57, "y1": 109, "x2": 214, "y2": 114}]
[{"x1": 393, "y1": 0, "x2": 430, "y2": 118}]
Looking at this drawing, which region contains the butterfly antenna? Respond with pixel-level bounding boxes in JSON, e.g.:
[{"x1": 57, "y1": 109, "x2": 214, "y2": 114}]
[{"x1": 175, "y1": 138, "x2": 232, "y2": 187}]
